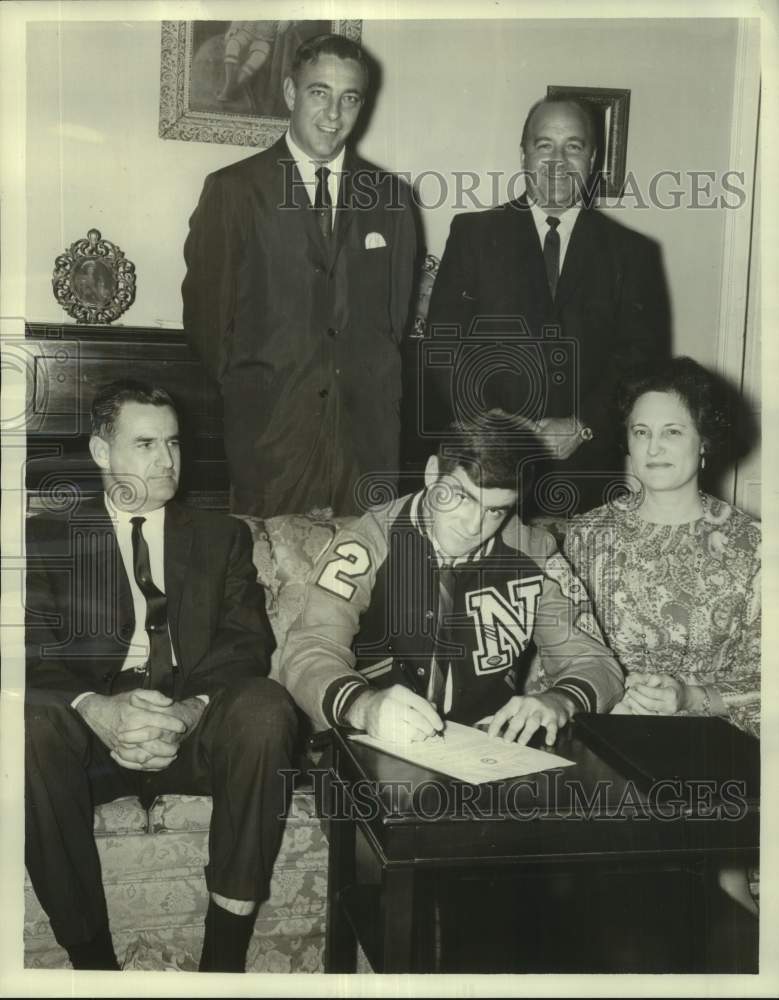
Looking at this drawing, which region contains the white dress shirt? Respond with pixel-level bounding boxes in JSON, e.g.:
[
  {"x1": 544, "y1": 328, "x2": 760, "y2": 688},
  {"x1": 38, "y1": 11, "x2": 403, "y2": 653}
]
[
  {"x1": 285, "y1": 129, "x2": 345, "y2": 227},
  {"x1": 528, "y1": 200, "x2": 581, "y2": 272},
  {"x1": 70, "y1": 496, "x2": 176, "y2": 709},
  {"x1": 105, "y1": 494, "x2": 174, "y2": 671}
]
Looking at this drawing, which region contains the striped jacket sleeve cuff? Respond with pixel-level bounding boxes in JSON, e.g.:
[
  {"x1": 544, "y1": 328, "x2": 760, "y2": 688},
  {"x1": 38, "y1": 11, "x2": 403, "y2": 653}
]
[
  {"x1": 548, "y1": 678, "x2": 597, "y2": 715},
  {"x1": 323, "y1": 675, "x2": 370, "y2": 728}
]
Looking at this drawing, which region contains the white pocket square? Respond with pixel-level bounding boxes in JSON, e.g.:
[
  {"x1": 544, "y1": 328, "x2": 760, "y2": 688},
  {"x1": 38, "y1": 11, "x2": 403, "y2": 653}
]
[{"x1": 365, "y1": 232, "x2": 387, "y2": 249}]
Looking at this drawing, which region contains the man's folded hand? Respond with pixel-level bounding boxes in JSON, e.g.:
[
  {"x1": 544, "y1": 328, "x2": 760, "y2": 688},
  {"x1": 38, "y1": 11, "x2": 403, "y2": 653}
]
[{"x1": 75, "y1": 689, "x2": 196, "y2": 771}]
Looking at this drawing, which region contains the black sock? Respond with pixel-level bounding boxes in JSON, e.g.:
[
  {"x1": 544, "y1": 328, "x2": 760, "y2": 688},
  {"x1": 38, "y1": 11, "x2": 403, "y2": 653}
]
[
  {"x1": 66, "y1": 924, "x2": 120, "y2": 971},
  {"x1": 199, "y1": 898, "x2": 258, "y2": 973}
]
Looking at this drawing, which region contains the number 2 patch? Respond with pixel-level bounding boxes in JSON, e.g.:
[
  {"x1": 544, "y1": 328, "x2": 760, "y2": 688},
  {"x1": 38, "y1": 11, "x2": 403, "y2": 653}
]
[{"x1": 316, "y1": 541, "x2": 372, "y2": 601}]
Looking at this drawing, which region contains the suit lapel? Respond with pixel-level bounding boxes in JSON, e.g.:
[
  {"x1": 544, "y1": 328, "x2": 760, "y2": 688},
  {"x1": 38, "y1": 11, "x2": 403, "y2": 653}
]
[
  {"x1": 506, "y1": 198, "x2": 552, "y2": 313},
  {"x1": 75, "y1": 497, "x2": 134, "y2": 649},
  {"x1": 163, "y1": 501, "x2": 194, "y2": 667},
  {"x1": 555, "y1": 208, "x2": 598, "y2": 308},
  {"x1": 332, "y1": 156, "x2": 359, "y2": 265},
  {"x1": 275, "y1": 138, "x2": 330, "y2": 269}
]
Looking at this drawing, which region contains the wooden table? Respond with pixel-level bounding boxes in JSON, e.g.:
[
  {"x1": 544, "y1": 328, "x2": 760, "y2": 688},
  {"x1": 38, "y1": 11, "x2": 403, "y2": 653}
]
[{"x1": 324, "y1": 716, "x2": 759, "y2": 974}]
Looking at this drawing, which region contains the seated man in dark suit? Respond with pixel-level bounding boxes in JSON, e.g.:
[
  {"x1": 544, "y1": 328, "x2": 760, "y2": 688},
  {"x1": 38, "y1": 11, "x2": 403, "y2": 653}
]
[{"x1": 25, "y1": 379, "x2": 297, "y2": 972}]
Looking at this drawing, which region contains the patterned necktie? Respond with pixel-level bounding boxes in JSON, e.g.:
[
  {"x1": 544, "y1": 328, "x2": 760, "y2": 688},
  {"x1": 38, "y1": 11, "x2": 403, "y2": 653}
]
[
  {"x1": 130, "y1": 516, "x2": 173, "y2": 692},
  {"x1": 543, "y1": 215, "x2": 561, "y2": 299},
  {"x1": 428, "y1": 563, "x2": 456, "y2": 714},
  {"x1": 314, "y1": 165, "x2": 332, "y2": 240}
]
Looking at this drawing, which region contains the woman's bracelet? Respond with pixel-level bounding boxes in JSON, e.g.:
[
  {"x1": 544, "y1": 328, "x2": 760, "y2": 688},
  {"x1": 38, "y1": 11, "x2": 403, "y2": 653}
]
[{"x1": 692, "y1": 684, "x2": 712, "y2": 716}]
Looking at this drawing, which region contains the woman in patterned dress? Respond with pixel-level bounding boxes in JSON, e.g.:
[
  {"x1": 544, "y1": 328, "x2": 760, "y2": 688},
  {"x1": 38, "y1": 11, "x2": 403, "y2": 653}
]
[{"x1": 565, "y1": 356, "x2": 760, "y2": 913}]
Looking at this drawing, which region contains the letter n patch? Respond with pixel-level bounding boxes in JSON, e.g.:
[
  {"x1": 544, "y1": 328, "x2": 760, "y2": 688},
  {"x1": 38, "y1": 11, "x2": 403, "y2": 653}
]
[{"x1": 465, "y1": 577, "x2": 543, "y2": 674}]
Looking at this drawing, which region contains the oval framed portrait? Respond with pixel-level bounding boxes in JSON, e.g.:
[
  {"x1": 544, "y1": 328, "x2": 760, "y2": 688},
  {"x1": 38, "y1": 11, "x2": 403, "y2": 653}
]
[{"x1": 52, "y1": 229, "x2": 136, "y2": 324}]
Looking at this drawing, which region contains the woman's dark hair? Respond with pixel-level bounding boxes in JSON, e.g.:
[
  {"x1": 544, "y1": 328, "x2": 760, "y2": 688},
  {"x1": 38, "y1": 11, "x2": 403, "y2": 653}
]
[{"x1": 616, "y1": 356, "x2": 732, "y2": 456}]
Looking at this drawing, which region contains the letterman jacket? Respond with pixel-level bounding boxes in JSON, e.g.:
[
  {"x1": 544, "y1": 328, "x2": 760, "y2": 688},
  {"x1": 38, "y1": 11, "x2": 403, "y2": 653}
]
[{"x1": 280, "y1": 491, "x2": 623, "y2": 730}]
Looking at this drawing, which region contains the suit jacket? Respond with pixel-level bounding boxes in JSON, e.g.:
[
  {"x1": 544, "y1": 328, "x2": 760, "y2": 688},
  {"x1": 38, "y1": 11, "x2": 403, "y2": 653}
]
[
  {"x1": 25, "y1": 499, "x2": 275, "y2": 704},
  {"x1": 182, "y1": 137, "x2": 419, "y2": 517},
  {"x1": 425, "y1": 196, "x2": 671, "y2": 456}
]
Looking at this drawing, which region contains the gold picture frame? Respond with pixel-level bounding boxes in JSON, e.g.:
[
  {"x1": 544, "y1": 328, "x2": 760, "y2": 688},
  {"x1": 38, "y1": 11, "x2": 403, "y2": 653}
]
[{"x1": 159, "y1": 19, "x2": 363, "y2": 148}]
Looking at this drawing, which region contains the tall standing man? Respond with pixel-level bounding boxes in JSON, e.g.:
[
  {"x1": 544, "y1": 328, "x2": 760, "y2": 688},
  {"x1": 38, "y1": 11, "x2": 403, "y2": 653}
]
[
  {"x1": 425, "y1": 96, "x2": 671, "y2": 514},
  {"x1": 183, "y1": 33, "x2": 418, "y2": 517},
  {"x1": 25, "y1": 380, "x2": 297, "y2": 972}
]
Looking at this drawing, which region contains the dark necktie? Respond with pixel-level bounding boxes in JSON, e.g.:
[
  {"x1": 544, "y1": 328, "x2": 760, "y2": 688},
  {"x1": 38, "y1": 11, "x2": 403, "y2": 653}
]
[
  {"x1": 428, "y1": 563, "x2": 456, "y2": 714},
  {"x1": 543, "y1": 215, "x2": 561, "y2": 299},
  {"x1": 314, "y1": 165, "x2": 332, "y2": 240},
  {"x1": 130, "y1": 516, "x2": 173, "y2": 692}
]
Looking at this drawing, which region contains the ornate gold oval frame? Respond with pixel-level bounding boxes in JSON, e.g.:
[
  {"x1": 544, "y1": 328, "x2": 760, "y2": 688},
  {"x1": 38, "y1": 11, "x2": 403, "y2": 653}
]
[{"x1": 52, "y1": 229, "x2": 137, "y2": 324}]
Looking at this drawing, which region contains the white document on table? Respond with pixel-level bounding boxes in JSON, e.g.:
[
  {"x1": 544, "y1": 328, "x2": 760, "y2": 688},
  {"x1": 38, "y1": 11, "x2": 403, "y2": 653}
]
[{"x1": 349, "y1": 721, "x2": 574, "y2": 784}]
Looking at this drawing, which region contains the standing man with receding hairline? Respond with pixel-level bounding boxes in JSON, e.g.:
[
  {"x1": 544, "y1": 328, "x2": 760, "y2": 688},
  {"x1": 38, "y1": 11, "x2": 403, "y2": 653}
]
[
  {"x1": 183, "y1": 33, "x2": 418, "y2": 518},
  {"x1": 426, "y1": 96, "x2": 671, "y2": 515}
]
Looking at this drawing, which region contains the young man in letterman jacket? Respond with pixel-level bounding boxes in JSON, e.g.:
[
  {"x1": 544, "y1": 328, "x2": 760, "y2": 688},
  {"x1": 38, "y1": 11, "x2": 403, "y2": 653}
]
[{"x1": 281, "y1": 412, "x2": 623, "y2": 745}]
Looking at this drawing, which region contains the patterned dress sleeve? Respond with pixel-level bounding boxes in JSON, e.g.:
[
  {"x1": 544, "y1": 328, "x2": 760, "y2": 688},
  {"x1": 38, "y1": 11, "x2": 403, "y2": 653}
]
[{"x1": 710, "y1": 520, "x2": 761, "y2": 737}]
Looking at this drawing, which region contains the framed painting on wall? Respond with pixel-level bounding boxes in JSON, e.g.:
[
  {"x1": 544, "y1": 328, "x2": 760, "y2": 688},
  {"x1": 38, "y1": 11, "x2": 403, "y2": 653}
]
[
  {"x1": 546, "y1": 84, "x2": 631, "y2": 197},
  {"x1": 159, "y1": 19, "x2": 363, "y2": 148}
]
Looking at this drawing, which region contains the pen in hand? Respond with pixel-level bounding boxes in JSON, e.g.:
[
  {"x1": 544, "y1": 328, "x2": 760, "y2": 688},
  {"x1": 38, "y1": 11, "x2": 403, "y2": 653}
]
[{"x1": 397, "y1": 661, "x2": 446, "y2": 740}]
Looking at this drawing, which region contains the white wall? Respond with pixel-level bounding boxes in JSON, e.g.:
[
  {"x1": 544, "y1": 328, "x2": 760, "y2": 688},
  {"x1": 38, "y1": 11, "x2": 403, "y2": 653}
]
[{"x1": 26, "y1": 16, "x2": 744, "y2": 371}]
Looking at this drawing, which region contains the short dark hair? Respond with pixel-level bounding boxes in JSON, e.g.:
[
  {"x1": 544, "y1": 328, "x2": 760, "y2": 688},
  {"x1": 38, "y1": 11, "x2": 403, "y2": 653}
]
[
  {"x1": 290, "y1": 33, "x2": 369, "y2": 87},
  {"x1": 436, "y1": 410, "x2": 544, "y2": 490},
  {"x1": 520, "y1": 96, "x2": 597, "y2": 152},
  {"x1": 90, "y1": 379, "x2": 177, "y2": 439},
  {"x1": 616, "y1": 357, "x2": 732, "y2": 456}
]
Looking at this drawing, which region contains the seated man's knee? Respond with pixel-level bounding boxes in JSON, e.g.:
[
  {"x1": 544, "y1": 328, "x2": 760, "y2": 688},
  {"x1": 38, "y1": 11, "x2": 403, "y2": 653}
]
[
  {"x1": 215, "y1": 677, "x2": 298, "y2": 742},
  {"x1": 24, "y1": 695, "x2": 85, "y2": 764}
]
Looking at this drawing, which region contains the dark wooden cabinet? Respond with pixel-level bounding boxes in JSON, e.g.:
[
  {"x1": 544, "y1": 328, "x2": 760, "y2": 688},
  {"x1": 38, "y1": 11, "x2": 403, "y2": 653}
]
[{"x1": 25, "y1": 324, "x2": 230, "y2": 510}]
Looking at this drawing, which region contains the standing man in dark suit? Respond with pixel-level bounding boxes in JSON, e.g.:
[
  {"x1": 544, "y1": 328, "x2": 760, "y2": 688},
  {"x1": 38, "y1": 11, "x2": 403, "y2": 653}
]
[
  {"x1": 25, "y1": 380, "x2": 297, "y2": 972},
  {"x1": 425, "y1": 96, "x2": 671, "y2": 514},
  {"x1": 183, "y1": 33, "x2": 418, "y2": 517}
]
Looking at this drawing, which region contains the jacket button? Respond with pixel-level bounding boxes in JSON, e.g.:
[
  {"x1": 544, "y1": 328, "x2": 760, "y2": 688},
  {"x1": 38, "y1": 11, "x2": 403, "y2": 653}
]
[
  {"x1": 416, "y1": 667, "x2": 425, "y2": 676},
  {"x1": 327, "y1": 327, "x2": 337, "y2": 338},
  {"x1": 425, "y1": 610, "x2": 434, "y2": 619},
  {"x1": 319, "y1": 388, "x2": 329, "y2": 398},
  {"x1": 314, "y1": 264, "x2": 324, "y2": 274},
  {"x1": 102, "y1": 671, "x2": 111, "y2": 682}
]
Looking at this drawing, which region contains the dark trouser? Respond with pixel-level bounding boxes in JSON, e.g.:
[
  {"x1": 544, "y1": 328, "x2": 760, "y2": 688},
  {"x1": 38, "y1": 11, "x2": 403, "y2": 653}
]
[{"x1": 25, "y1": 677, "x2": 298, "y2": 948}]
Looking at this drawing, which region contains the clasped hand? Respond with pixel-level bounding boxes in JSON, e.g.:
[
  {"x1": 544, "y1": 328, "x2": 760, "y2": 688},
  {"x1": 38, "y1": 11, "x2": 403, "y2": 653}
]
[
  {"x1": 615, "y1": 672, "x2": 687, "y2": 715},
  {"x1": 76, "y1": 689, "x2": 205, "y2": 771}
]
